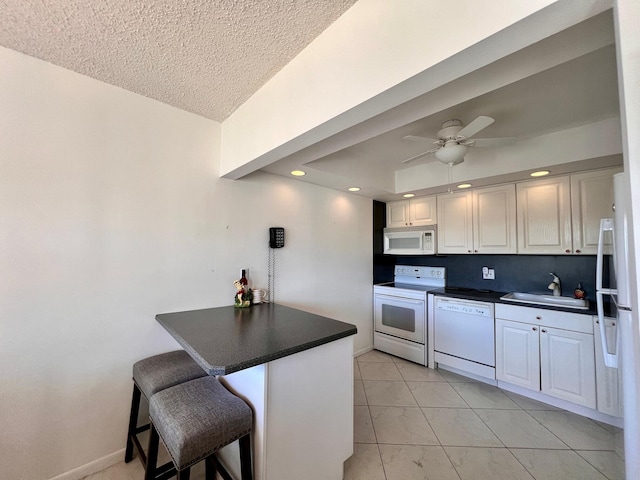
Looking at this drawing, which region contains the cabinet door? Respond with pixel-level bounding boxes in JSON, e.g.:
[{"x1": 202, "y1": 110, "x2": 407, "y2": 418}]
[
  {"x1": 517, "y1": 176, "x2": 572, "y2": 254},
  {"x1": 437, "y1": 191, "x2": 473, "y2": 254},
  {"x1": 386, "y1": 200, "x2": 410, "y2": 227},
  {"x1": 593, "y1": 317, "x2": 622, "y2": 417},
  {"x1": 410, "y1": 196, "x2": 437, "y2": 226},
  {"x1": 540, "y1": 326, "x2": 596, "y2": 408},
  {"x1": 571, "y1": 168, "x2": 621, "y2": 255},
  {"x1": 496, "y1": 319, "x2": 540, "y2": 391},
  {"x1": 473, "y1": 184, "x2": 517, "y2": 254}
]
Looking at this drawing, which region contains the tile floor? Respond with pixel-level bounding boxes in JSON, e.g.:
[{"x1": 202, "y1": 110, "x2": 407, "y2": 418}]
[
  {"x1": 84, "y1": 349, "x2": 626, "y2": 480},
  {"x1": 344, "y1": 349, "x2": 626, "y2": 480}
]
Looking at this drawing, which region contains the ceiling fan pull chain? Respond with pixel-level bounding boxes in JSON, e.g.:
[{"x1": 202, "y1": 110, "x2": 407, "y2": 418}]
[{"x1": 448, "y1": 162, "x2": 454, "y2": 194}]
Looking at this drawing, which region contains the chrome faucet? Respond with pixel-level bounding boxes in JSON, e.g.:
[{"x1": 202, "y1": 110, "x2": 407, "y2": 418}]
[{"x1": 548, "y1": 273, "x2": 561, "y2": 296}]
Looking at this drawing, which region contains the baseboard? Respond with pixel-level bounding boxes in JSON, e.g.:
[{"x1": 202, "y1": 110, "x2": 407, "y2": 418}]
[
  {"x1": 353, "y1": 345, "x2": 373, "y2": 358},
  {"x1": 48, "y1": 449, "x2": 125, "y2": 480}
]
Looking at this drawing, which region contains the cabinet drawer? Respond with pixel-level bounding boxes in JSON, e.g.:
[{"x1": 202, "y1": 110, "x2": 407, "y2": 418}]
[{"x1": 495, "y1": 303, "x2": 592, "y2": 334}]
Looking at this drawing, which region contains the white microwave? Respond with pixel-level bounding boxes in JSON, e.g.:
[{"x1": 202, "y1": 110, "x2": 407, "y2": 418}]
[{"x1": 383, "y1": 226, "x2": 437, "y2": 255}]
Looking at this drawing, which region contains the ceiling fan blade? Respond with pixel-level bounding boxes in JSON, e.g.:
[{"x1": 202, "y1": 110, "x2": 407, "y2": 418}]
[
  {"x1": 456, "y1": 115, "x2": 495, "y2": 139},
  {"x1": 402, "y1": 135, "x2": 438, "y2": 143},
  {"x1": 401, "y1": 148, "x2": 439, "y2": 164},
  {"x1": 471, "y1": 137, "x2": 517, "y2": 147}
]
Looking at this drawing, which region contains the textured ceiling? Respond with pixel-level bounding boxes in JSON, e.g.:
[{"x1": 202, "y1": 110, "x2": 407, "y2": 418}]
[{"x1": 0, "y1": 0, "x2": 357, "y2": 121}]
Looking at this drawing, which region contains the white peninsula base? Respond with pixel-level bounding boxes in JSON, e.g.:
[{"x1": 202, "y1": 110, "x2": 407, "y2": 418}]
[{"x1": 217, "y1": 336, "x2": 354, "y2": 480}]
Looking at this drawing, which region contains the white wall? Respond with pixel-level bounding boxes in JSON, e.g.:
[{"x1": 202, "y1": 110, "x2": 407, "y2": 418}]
[{"x1": 0, "y1": 47, "x2": 372, "y2": 480}]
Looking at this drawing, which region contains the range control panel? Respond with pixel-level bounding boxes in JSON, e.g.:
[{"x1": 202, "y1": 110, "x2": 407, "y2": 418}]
[{"x1": 394, "y1": 265, "x2": 446, "y2": 280}]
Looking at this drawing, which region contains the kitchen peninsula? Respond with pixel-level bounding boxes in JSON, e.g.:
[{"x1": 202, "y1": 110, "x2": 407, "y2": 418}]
[{"x1": 156, "y1": 303, "x2": 357, "y2": 480}]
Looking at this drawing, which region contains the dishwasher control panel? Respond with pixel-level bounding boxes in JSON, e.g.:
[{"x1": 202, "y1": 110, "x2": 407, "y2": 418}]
[{"x1": 435, "y1": 299, "x2": 493, "y2": 318}]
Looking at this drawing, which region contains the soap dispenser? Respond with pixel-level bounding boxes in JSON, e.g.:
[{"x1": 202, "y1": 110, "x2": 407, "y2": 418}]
[{"x1": 548, "y1": 273, "x2": 561, "y2": 297}]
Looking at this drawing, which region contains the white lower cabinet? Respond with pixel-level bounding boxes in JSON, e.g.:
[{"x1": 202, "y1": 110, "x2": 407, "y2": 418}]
[
  {"x1": 496, "y1": 319, "x2": 540, "y2": 390},
  {"x1": 495, "y1": 304, "x2": 596, "y2": 409},
  {"x1": 539, "y1": 326, "x2": 596, "y2": 408}
]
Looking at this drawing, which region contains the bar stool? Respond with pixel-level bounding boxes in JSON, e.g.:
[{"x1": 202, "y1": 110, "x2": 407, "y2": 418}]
[
  {"x1": 125, "y1": 350, "x2": 207, "y2": 467},
  {"x1": 145, "y1": 376, "x2": 253, "y2": 480}
]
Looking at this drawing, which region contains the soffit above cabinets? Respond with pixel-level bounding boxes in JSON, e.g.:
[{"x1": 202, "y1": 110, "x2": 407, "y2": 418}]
[{"x1": 261, "y1": 11, "x2": 623, "y2": 202}]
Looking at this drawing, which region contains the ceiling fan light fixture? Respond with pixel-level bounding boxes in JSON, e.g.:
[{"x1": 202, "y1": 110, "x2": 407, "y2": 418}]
[{"x1": 434, "y1": 143, "x2": 468, "y2": 165}]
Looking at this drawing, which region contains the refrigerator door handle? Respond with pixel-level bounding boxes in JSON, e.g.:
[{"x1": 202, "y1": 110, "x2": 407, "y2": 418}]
[
  {"x1": 596, "y1": 218, "x2": 618, "y2": 368},
  {"x1": 596, "y1": 291, "x2": 619, "y2": 368}
]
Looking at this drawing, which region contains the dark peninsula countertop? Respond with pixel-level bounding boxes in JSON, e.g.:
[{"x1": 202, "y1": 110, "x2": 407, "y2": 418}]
[{"x1": 156, "y1": 303, "x2": 357, "y2": 375}]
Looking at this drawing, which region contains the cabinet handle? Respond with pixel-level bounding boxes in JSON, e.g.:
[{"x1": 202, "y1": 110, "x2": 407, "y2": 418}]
[
  {"x1": 565, "y1": 249, "x2": 571, "y2": 253},
  {"x1": 532, "y1": 327, "x2": 537, "y2": 331},
  {"x1": 541, "y1": 329, "x2": 547, "y2": 333},
  {"x1": 474, "y1": 249, "x2": 478, "y2": 253},
  {"x1": 467, "y1": 249, "x2": 472, "y2": 253},
  {"x1": 596, "y1": 320, "x2": 599, "y2": 324},
  {"x1": 612, "y1": 322, "x2": 616, "y2": 326},
  {"x1": 536, "y1": 316, "x2": 541, "y2": 320},
  {"x1": 576, "y1": 249, "x2": 581, "y2": 254}
]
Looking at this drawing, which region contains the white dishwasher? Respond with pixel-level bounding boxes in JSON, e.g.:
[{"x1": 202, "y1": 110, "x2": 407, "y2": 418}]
[{"x1": 434, "y1": 296, "x2": 496, "y2": 380}]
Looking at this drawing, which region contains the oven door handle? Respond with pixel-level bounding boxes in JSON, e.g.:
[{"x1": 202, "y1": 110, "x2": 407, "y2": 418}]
[{"x1": 375, "y1": 295, "x2": 424, "y2": 305}]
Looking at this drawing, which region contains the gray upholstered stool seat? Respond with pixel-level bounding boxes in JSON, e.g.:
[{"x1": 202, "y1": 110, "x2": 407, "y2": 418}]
[
  {"x1": 125, "y1": 350, "x2": 207, "y2": 466},
  {"x1": 145, "y1": 376, "x2": 253, "y2": 480}
]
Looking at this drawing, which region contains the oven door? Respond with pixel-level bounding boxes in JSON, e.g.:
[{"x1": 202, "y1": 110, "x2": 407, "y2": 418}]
[{"x1": 374, "y1": 293, "x2": 426, "y2": 344}]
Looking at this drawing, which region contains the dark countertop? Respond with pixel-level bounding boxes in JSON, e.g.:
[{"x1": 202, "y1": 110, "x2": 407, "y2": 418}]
[
  {"x1": 429, "y1": 287, "x2": 600, "y2": 315},
  {"x1": 156, "y1": 303, "x2": 357, "y2": 375}
]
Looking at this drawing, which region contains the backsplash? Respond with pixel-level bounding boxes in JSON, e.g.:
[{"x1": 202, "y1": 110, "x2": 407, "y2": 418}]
[
  {"x1": 374, "y1": 253, "x2": 606, "y2": 302},
  {"x1": 372, "y1": 201, "x2": 609, "y2": 302}
]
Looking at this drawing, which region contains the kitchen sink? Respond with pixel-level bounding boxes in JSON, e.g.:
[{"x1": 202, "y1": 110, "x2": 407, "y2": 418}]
[{"x1": 500, "y1": 292, "x2": 589, "y2": 310}]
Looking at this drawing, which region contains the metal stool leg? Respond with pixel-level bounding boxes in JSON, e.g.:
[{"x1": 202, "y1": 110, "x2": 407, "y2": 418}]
[
  {"x1": 144, "y1": 423, "x2": 160, "y2": 480},
  {"x1": 205, "y1": 456, "x2": 217, "y2": 480},
  {"x1": 239, "y1": 433, "x2": 253, "y2": 480},
  {"x1": 125, "y1": 383, "x2": 142, "y2": 462}
]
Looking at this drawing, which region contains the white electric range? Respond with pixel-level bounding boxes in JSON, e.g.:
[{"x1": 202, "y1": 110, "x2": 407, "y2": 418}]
[{"x1": 373, "y1": 265, "x2": 446, "y2": 365}]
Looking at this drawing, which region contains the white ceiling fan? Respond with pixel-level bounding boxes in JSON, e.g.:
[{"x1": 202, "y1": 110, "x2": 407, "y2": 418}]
[{"x1": 401, "y1": 116, "x2": 516, "y2": 166}]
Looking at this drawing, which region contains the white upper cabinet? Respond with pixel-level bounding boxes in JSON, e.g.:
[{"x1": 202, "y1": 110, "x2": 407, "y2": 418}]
[
  {"x1": 473, "y1": 184, "x2": 517, "y2": 254},
  {"x1": 438, "y1": 184, "x2": 516, "y2": 254},
  {"x1": 437, "y1": 191, "x2": 473, "y2": 253},
  {"x1": 517, "y1": 169, "x2": 620, "y2": 255},
  {"x1": 386, "y1": 196, "x2": 436, "y2": 228},
  {"x1": 517, "y1": 176, "x2": 572, "y2": 254},
  {"x1": 571, "y1": 167, "x2": 622, "y2": 255}
]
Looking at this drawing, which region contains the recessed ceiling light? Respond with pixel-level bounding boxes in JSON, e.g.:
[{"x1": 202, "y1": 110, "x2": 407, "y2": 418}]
[
  {"x1": 457, "y1": 183, "x2": 472, "y2": 189},
  {"x1": 290, "y1": 170, "x2": 306, "y2": 176},
  {"x1": 348, "y1": 187, "x2": 360, "y2": 192},
  {"x1": 403, "y1": 193, "x2": 415, "y2": 198},
  {"x1": 530, "y1": 170, "x2": 550, "y2": 177}
]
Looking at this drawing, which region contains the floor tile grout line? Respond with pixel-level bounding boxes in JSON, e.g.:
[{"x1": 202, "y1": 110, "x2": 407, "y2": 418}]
[
  {"x1": 356, "y1": 352, "x2": 623, "y2": 479},
  {"x1": 573, "y1": 449, "x2": 620, "y2": 480}
]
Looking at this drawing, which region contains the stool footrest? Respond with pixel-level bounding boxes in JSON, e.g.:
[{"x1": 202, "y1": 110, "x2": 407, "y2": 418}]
[
  {"x1": 153, "y1": 461, "x2": 177, "y2": 480},
  {"x1": 134, "y1": 423, "x2": 150, "y2": 434},
  {"x1": 210, "y1": 455, "x2": 234, "y2": 480}
]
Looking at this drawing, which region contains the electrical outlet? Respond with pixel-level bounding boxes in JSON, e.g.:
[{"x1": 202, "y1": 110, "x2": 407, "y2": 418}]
[{"x1": 482, "y1": 267, "x2": 495, "y2": 280}]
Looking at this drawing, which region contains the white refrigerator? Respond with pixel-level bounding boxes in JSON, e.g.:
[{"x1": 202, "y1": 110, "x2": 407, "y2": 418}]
[{"x1": 597, "y1": 172, "x2": 640, "y2": 479}]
